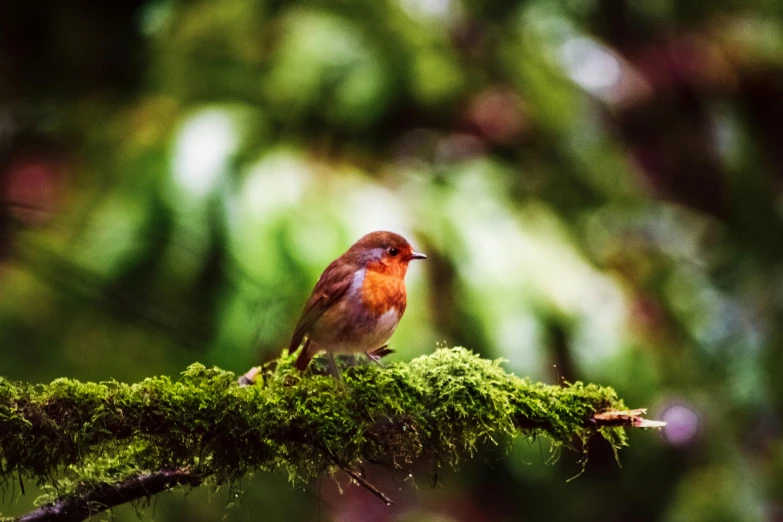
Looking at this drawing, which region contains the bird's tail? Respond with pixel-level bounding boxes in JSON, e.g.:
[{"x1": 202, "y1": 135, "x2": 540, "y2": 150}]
[{"x1": 294, "y1": 338, "x2": 314, "y2": 371}]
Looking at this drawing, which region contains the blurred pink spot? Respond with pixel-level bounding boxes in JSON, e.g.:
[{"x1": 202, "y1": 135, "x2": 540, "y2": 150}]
[
  {"x1": 465, "y1": 88, "x2": 527, "y2": 144},
  {"x1": 661, "y1": 403, "x2": 701, "y2": 446}
]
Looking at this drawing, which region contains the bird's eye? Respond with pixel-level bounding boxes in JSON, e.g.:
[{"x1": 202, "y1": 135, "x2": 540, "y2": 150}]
[{"x1": 388, "y1": 247, "x2": 399, "y2": 257}]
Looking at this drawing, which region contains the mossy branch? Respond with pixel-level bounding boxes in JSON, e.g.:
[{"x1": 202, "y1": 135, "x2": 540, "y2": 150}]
[{"x1": 0, "y1": 348, "x2": 661, "y2": 521}]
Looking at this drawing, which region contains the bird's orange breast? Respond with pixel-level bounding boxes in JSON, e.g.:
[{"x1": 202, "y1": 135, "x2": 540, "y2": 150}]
[{"x1": 360, "y1": 269, "x2": 408, "y2": 317}]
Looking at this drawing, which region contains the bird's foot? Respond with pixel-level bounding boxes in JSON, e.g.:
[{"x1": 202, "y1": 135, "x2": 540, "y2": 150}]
[{"x1": 365, "y1": 345, "x2": 394, "y2": 367}]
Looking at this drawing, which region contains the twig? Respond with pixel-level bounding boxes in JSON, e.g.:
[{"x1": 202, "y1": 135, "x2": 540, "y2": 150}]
[
  {"x1": 320, "y1": 449, "x2": 394, "y2": 506},
  {"x1": 592, "y1": 409, "x2": 667, "y2": 428},
  {"x1": 16, "y1": 469, "x2": 203, "y2": 522},
  {"x1": 338, "y1": 464, "x2": 394, "y2": 506},
  {"x1": 315, "y1": 441, "x2": 394, "y2": 506}
]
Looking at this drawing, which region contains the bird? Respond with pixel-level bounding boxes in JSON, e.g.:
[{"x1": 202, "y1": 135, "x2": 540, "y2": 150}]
[{"x1": 289, "y1": 231, "x2": 426, "y2": 375}]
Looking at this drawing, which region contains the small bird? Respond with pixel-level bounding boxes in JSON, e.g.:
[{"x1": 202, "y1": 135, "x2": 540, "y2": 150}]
[{"x1": 289, "y1": 231, "x2": 426, "y2": 374}]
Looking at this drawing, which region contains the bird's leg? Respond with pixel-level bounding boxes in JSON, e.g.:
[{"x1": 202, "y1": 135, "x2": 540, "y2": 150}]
[
  {"x1": 366, "y1": 345, "x2": 393, "y2": 368},
  {"x1": 327, "y1": 351, "x2": 343, "y2": 381},
  {"x1": 365, "y1": 352, "x2": 385, "y2": 368}
]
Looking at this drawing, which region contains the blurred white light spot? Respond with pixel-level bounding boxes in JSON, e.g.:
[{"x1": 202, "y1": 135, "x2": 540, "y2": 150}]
[
  {"x1": 172, "y1": 109, "x2": 239, "y2": 198},
  {"x1": 399, "y1": 0, "x2": 451, "y2": 21},
  {"x1": 241, "y1": 150, "x2": 310, "y2": 221},
  {"x1": 498, "y1": 314, "x2": 543, "y2": 376},
  {"x1": 342, "y1": 182, "x2": 410, "y2": 240},
  {"x1": 661, "y1": 404, "x2": 701, "y2": 446},
  {"x1": 559, "y1": 37, "x2": 621, "y2": 92}
]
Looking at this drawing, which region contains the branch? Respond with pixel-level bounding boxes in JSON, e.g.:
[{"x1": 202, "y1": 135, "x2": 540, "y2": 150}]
[
  {"x1": 0, "y1": 348, "x2": 662, "y2": 520},
  {"x1": 16, "y1": 469, "x2": 202, "y2": 522}
]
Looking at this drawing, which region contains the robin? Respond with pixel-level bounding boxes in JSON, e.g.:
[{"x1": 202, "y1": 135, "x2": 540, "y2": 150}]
[{"x1": 289, "y1": 231, "x2": 426, "y2": 375}]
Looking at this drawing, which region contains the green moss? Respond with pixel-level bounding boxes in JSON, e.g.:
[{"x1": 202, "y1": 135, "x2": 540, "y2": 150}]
[{"x1": 0, "y1": 348, "x2": 627, "y2": 505}]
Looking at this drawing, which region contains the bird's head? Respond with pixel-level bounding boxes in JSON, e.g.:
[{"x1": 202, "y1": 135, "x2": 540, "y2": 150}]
[{"x1": 345, "y1": 231, "x2": 426, "y2": 277}]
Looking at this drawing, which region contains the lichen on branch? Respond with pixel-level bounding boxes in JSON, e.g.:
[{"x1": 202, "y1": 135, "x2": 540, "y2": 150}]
[{"x1": 0, "y1": 347, "x2": 653, "y2": 517}]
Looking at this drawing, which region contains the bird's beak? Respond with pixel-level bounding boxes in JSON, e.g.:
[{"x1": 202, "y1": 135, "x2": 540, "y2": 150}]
[{"x1": 409, "y1": 252, "x2": 427, "y2": 260}]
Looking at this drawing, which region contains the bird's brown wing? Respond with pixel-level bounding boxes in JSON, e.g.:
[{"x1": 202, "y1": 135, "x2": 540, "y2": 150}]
[{"x1": 289, "y1": 258, "x2": 356, "y2": 352}]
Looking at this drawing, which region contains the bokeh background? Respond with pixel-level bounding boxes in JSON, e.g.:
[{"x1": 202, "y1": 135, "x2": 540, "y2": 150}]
[{"x1": 2, "y1": 0, "x2": 783, "y2": 520}]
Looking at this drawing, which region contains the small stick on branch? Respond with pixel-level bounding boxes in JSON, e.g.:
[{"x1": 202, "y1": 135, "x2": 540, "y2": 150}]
[
  {"x1": 318, "y1": 443, "x2": 394, "y2": 506},
  {"x1": 237, "y1": 366, "x2": 261, "y2": 386},
  {"x1": 337, "y1": 464, "x2": 395, "y2": 506},
  {"x1": 592, "y1": 408, "x2": 667, "y2": 428},
  {"x1": 16, "y1": 469, "x2": 203, "y2": 522}
]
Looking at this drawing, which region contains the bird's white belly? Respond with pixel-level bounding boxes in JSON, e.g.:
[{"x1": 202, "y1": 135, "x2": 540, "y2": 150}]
[
  {"x1": 317, "y1": 307, "x2": 400, "y2": 354},
  {"x1": 361, "y1": 307, "x2": 400, "y2": 350}
]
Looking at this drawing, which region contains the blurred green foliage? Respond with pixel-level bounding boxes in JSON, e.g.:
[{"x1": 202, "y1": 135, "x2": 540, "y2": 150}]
[{"x1": 2, "y1": 0, "x2": 783, "y2": 519}]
